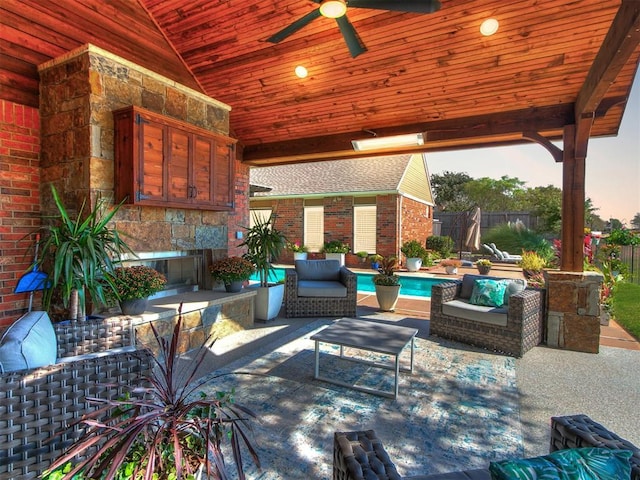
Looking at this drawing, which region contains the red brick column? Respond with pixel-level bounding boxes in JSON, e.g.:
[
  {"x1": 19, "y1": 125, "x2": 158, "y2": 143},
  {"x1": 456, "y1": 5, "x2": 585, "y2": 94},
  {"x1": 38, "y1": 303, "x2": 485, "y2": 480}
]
[{"x1": 0, "y1": 101, "x2": 41, "y2": 326}]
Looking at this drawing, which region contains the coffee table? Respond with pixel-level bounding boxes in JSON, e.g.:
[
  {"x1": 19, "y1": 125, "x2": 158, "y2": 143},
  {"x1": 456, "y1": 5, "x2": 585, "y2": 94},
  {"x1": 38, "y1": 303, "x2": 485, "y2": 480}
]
[{"x1": 309, "y1": 317, "x2": 418, "y2": 398}]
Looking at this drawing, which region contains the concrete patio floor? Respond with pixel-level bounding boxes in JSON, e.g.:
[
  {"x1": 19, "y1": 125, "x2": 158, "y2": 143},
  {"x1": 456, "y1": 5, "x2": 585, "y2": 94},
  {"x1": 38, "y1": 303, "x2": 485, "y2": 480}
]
[{"x1": 190, "y1": 266, "x2": 639, "y2": 475}]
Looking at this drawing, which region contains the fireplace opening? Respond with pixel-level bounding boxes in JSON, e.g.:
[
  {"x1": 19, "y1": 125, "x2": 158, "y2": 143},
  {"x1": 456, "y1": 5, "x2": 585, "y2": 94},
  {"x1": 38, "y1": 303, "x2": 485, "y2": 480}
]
[{"x1": 120, "y1": 250, "x2": 204, "y2": 299}]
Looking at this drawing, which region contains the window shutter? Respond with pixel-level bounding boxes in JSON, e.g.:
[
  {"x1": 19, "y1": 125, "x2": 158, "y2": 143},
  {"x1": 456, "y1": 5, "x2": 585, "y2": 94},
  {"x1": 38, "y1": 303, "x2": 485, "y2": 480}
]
[
  {"x1": 304, "y1": 206, "x2": 324, "y2": 252},
  {"x1": 353, "y1": 205, "x2": 377, "y2": 254}
]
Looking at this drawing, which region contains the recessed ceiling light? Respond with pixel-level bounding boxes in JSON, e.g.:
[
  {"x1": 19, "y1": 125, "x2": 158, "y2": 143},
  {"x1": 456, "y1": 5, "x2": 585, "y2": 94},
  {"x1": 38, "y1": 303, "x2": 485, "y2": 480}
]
[
  {"x1": 480, "y1": 18, "x2": 499, "y2": 36},
  {"x1": 295, "y1": 65, "x2": 308, "y2": 78}
]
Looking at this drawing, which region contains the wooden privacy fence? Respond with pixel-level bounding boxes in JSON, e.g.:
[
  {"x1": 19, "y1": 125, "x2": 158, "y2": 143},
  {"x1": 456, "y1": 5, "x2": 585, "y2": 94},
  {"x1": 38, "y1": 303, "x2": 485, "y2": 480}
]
[
  {"x1": 434, "y1": 211, "x2": 539, "y2": 249},
  {"x1": 620, "y1": 245, "x2": 640, "y2": 284}
]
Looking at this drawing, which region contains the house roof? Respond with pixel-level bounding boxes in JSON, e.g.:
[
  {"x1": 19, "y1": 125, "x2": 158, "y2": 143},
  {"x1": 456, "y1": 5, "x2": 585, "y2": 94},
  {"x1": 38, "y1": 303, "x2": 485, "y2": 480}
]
[
  {"x1": 1, "y1": 1, "x2": 639, "y2": 165},
  {"x1": 250, "y1": 154, "x2": 433, "y2": 204}
]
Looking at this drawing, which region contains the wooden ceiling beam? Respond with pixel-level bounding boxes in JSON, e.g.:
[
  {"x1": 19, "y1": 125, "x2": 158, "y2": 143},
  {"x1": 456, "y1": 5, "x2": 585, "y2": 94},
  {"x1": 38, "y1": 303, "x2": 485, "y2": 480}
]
[
  {"x1": 242, "y1": 104, "x2": 573, "y2": 164},
  {"x1": 574, "y1": 0, "x2": 640, "y2": 158}
]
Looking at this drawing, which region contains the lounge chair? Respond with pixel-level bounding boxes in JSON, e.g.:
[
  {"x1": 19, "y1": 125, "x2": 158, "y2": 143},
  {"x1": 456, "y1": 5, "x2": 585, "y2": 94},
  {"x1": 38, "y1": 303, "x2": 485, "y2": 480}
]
[{"x1": 482, "y1": 243, "x2": 522, "y2": 263}]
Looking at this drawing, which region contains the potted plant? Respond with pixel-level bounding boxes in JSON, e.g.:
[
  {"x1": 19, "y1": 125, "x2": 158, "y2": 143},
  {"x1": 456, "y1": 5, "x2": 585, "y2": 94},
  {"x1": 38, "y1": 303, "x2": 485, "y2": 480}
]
[
  {"x1": 355, "y1": 251, "x2": 369, "y2": 264},
  {"x1": 440, "y1": 258, "x2": 462, "y2": 275},
  {"x1": 372, "y1": 256, "x2": 401, "y2": 311},
  {"x1": 518, "y1": 250, "x2": 546, "y2": 279},
  {"x1": 209, "y1": 256, "x2": 255, "y2": 293},
  {"x1": 240, "y1": 212, "x2": 286, "y2": 321},
  {"x1": 476, "y1": 259, "x2": 493, "y2": 275},
  {"x1": 287, "y1": 241, "x2": 309, "y2": 261},
  {"x1": 369, "y1": 253, "x2": 383, "y2": 270},
  {"x1": 42, "y1": 313, "x2": 260, "y2": 480},
  {"x1": 401, "y1": 240, "x2": 428, "y2": 272},
  {"x1": 322, "y1": 240, "x2": 350, "y2": 266},
  {"x1": 109, "y1": 265, "x2": 167, "y2": 315},
  {"x1": 36, "y1": 185, "x2": 133, "y2": 321}
]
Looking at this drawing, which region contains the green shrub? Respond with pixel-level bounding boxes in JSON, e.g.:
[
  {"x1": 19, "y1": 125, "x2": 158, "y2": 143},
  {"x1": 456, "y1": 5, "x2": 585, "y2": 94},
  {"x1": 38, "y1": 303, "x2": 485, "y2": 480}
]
[
  {"x1": 481, "y1": 223, "x2": 554, "y2": 262},
  {"x1": 518, "y1": 251, "x2": 547, "y2": 271},
  {"x1": 426, "y1": 235, "x2": 454, "y2": 258},
  {"x1": 401, "y1": 240, "x2": 428, "y2": 258}
]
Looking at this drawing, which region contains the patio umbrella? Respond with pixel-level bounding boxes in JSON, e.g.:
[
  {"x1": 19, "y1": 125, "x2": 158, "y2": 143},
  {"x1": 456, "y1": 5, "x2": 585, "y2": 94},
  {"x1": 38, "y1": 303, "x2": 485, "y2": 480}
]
[{"x1": 464, "y1": 206, "x2": 481, "y2": 251}]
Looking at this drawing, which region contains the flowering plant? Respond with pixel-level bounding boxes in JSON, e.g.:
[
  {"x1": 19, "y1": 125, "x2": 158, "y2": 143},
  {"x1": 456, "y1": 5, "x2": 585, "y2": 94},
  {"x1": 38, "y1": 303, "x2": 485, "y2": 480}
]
[
  {"x1": 209, "y1": 256, "x2": 255, "y2": 284},
  {"x1": 287, "y1": 241, "x2": 308, "y2": 253},
  {"x1": 322, "y1": 240, "x2": 350, "y2": 254},
  {"x1": 110, "y1": 266, "x2": 167, "y2": 300},
  {"x1": 476, "y1": 259, "x2": 493, "y2": 267}
]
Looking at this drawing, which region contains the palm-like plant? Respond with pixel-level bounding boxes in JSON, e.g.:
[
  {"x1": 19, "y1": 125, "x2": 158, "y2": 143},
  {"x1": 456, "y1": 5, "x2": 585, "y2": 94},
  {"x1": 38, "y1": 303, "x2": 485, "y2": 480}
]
[
  {"x1": 239, "y1": 213, "x2": 286, "y2": 287},
  {"x1": 37, "y1": 185, "x2": 133, "y2": 320},
  {"x1": 42, "y1": 311, "x2": 259, "y2": 480}
]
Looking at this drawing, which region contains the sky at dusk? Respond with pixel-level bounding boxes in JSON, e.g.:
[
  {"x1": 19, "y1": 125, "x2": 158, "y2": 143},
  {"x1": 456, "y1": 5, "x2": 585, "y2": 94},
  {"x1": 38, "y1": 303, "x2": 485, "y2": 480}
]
[{"x1": 427, "y1": 77, "x2": 640, "y2": 226}]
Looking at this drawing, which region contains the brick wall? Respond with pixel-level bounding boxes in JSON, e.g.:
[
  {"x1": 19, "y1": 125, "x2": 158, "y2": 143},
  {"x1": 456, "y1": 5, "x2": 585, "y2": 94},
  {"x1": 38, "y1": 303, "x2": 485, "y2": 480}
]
[
  {"x1": 0, "y1": 101, "x2": 41, "y2": 325},
  {"x1": 401, "y1": 196, "x2": 433, "y2": 245}
]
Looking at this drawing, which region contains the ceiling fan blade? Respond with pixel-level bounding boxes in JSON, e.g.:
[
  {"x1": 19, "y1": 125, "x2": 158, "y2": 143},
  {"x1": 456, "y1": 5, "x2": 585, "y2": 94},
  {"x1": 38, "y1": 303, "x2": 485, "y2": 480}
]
[
  {"x1": 267, "y1": 9, "x2": 322, "y2": 43},
  {"x1": 347, "y1": 0, "x2": 441, "y2": 13},
  {"x1": 336, "y1": 16, "x2": 367, "y2": 58}
]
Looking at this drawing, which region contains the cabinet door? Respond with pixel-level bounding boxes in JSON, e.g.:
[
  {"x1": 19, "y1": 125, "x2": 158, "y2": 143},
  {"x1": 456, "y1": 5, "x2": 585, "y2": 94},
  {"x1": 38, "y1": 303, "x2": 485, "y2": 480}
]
[
  {"x1": 167, "y1": 127, "x2": 190, "y2": 204},
  {"x1": 193, "y1": 135, "x2": 213, "y2": 204},
  {"x1": 213, "y1": 142, "x2": 234, "y2": 208},
  {"x1": 139, "y1": 119, "x2": 166, "y2": 202}
]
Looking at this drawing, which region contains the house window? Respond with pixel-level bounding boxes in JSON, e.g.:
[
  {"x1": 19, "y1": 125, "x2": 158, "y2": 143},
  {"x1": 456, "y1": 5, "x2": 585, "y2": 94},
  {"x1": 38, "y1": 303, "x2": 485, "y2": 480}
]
[
  {"x1": 304, "y1": 206, "x2": 324, "y2": 252},
  {"x1": 353, "y1": 205, "x2": 377, "y2": 254},
  {"x1": 249, "y1": 209, "x2": 272, "y2": 228}
]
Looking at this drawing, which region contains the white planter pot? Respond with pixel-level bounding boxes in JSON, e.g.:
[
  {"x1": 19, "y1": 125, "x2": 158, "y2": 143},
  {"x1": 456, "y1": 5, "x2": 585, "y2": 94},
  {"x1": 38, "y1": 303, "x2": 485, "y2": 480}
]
[
  {"x1": 253, "y1": 283, "x2": 285, "y2": 321},
  {"x1": 445, "y1": 266, "x2": 458, "y2": 275},
  {"x1": 405, "y1": 257, "x2": 422, "y2": 272},
  {"x1": 325, "y1": 252, "x2": 345, "y2": 266},
  {"x1": 293, "y1": 252, "x2": 308, "y2": 261},
  {"x1": 375, "y1": 284, "x2": 401, "y2": 312}
]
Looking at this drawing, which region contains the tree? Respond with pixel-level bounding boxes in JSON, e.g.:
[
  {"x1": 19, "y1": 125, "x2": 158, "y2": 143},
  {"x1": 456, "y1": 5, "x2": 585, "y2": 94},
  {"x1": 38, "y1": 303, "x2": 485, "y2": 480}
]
[
  {"x1": 632, "y1": 212, "x2": 640, "y2": 230},
  {"x1": 464, "y1": 175, "x2": 527, "y2": 212},
  {"x1": 522, "y1": 185, "x2": 562, "y2": 235},
  {"x1": 430, "y1": 171, "x2": 472, "y2": 211}
]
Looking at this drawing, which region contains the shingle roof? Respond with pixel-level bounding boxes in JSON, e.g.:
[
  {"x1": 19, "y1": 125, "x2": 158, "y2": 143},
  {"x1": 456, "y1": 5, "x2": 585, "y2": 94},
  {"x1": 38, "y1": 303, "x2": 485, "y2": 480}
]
[{"x1": 250, "y1": 155, "x2": 413, "y2": 197}]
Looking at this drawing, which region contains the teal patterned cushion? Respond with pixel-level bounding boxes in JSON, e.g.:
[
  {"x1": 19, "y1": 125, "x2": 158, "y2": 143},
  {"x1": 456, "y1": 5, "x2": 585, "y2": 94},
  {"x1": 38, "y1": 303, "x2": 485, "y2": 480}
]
[
  {"x1": 489, "y1": 448, "x2": 633, "y2": 480},
  {"x1": 469, "y1": 279, "x2": 508, "y2": 307}
]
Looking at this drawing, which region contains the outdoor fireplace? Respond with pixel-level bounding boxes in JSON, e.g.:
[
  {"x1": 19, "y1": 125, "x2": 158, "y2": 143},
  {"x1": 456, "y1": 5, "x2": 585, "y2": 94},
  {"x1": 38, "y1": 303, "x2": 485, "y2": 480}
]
[{"x1": 121, "y1": 250, "x2": 204, "y2": 299}]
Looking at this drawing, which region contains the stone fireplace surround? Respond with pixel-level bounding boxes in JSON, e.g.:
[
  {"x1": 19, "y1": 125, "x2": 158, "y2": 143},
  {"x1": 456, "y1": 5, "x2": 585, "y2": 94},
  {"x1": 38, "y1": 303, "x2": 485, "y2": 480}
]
[{"x1": 37, "y1": 44, "x2": 252, "y2": 351}]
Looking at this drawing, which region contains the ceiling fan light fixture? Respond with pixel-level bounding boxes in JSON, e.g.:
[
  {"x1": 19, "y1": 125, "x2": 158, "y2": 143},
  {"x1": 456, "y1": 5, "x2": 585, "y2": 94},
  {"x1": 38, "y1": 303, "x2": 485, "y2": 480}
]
[
  {"x1": 294, "y1": 65, "x2": 308, "y2": 78},
  {"x1": 480, "y1": 18, "x2": 499, "y2": 36},
  {"x1": 319, "y1": 0, "x2": 347, "y2": 19},
  {"x1": 352, "y1": 133, "x2": 425, "y2": 151}
]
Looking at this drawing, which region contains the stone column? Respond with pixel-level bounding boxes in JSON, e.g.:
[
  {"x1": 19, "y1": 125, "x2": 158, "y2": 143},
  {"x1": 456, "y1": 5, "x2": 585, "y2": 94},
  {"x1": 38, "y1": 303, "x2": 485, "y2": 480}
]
[{"x1": 544, "y1": 270, "x2": 603, "y2": 353}]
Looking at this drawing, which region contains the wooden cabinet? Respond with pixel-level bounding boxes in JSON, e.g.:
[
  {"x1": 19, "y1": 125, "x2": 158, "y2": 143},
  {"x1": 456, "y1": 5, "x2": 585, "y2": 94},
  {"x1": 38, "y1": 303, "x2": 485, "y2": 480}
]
[{"x1": 114, "y1": 106, "x2": 236, "y2": 210}]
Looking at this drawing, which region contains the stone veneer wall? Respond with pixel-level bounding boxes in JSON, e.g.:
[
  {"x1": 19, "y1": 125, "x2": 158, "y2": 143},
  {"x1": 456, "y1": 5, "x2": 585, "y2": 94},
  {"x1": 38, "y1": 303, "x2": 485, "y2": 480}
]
[
  {"x1": 37, "y1": 44, "x2": 248, "y2": 258},
  {"x1": 0, "y1": 101, "x2": 41, "y2": 325},
  {"x1": 545, "y1": 270, "x2": 603, "y2": 353}
]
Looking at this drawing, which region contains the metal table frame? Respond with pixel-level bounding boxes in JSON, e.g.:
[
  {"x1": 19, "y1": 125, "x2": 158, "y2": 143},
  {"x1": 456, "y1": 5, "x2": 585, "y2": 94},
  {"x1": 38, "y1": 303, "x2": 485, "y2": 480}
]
[{"x1": 310, "y1": 318, "x2": 418, "y2": 399}]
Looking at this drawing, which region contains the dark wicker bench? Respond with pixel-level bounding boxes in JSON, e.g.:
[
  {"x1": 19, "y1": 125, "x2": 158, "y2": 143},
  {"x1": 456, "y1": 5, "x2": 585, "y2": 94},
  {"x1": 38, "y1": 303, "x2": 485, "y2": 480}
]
[
  {"x1": 0, "y1": 318, "x2": 152, "y2": 480},
  {"x1": 334, "y1": 415, "x2": 640, "y2": 480}
]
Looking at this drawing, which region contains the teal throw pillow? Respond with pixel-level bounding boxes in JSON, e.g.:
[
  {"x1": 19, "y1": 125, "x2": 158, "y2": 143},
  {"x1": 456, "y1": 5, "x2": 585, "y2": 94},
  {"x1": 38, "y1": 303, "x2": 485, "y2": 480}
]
[
  {"x1": 489, "y1": 447, "x2": 633, "y2": 480},
  {"x1": 469, "y1": 279, "x2": 508, "y2": 307}
]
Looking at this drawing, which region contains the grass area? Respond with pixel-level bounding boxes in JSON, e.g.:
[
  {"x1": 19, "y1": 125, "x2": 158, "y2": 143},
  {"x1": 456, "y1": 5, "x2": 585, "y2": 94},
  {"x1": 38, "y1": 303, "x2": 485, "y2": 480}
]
[{"x1": 612, "y1": 282, "x2": 640, "y2": 340}]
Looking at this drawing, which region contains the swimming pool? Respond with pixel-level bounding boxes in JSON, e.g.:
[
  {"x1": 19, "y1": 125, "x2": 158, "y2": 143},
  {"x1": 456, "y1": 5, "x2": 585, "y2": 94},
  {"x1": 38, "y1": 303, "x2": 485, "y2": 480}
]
[{"x1": 251, "y1": 267, "x2": 447, "y2": 298}]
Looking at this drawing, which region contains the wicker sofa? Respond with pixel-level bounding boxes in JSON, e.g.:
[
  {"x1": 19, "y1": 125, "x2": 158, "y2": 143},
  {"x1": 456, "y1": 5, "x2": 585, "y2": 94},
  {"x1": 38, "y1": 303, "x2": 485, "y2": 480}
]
[
  {"x1": 429, "y1": 274, "x2": 544, "y2": 357},
  {"x1": 0, "y1": 315, "x2": 153, "y2": 479},
  {"x1": 334, "y1": 415, "x2": 640, "y2": 480},
  {"x1": 285, "y1": 260, "x2": 357, "y2": 318}
]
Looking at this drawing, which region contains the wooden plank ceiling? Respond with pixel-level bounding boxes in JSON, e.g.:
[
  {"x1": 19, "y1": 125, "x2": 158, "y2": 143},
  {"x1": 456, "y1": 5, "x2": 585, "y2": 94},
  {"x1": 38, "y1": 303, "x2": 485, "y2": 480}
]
[{"x1": 1, "y1": 0, "x2": 639, "y2": 165}]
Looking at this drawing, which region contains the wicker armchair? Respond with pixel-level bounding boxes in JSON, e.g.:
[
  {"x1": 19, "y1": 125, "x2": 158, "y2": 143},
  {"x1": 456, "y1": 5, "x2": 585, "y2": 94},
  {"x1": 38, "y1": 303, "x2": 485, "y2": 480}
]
[
  {"x1": 0, "y1": 317, "x2": 153, "y2": 480},
  {"x1": 285, "y1": 260, "x2": 358, "y2": 318},
  {"x1": 429, "y1": 276, "x2": 544, "y2": 357}
]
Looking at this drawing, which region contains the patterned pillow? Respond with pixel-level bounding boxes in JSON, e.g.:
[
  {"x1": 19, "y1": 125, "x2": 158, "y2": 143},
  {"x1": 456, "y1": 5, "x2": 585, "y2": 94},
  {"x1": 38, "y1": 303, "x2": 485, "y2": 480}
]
[
  {"x1": 469, "y1": 279, "x2": 508, "y2": 307},
  {"x1": 489, "y1": 448, "x2": 633, "y2": 480}
]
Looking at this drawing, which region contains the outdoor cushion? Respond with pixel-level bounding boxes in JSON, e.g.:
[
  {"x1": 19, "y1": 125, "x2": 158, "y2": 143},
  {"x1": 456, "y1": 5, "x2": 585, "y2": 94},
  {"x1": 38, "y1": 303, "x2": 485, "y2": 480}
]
[
  {"x1": 295, "y1": 260, "x2": 341, "y2": 281},
  {"x1": 470, "y1": 279, "x2": 508, "y2": 307},
  {"x1": 442, "y1": 299, "x2": 508, "y2": 327},
  {"x1": 297, "y1": 280, "x2": 347, "y2": 297},
  {"x1": 0, "y1": 311, "x2": 57, "y2": 373},
  {"x1": 503, "y1": 279, "x2": 526, "y2": 305},
  {"x1": 489, "y1": 447, "x2": 633, "y2": 480}
]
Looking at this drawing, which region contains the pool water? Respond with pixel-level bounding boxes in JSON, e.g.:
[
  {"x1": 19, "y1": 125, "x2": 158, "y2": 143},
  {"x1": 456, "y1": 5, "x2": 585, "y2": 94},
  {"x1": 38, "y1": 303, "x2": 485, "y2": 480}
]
[{"x1": 251, "y1": 267, "x2": 447, "y2": 298}]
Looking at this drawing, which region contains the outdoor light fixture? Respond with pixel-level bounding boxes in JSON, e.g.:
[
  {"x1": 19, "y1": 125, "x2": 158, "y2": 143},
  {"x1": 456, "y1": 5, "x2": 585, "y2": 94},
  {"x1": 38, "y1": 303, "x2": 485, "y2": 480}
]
[
  {"x1": 319, "y1": 0, "x2": 347, "y2": 18},
  {"x1": 294, "y1": 65, "x2": 308, "y2": 78},
  {"x1": 480, "y1": 18, "x2": 499, "y2": 36},
  {"x1": 352, "y1": 133, "x2": 425, "y2": 151}
]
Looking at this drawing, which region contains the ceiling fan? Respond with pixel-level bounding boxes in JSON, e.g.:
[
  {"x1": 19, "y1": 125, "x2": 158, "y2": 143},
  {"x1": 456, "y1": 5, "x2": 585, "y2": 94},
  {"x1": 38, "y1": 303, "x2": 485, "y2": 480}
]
[{"x1": 267, "y1": 0, "x2": 441, "y2": 58}]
